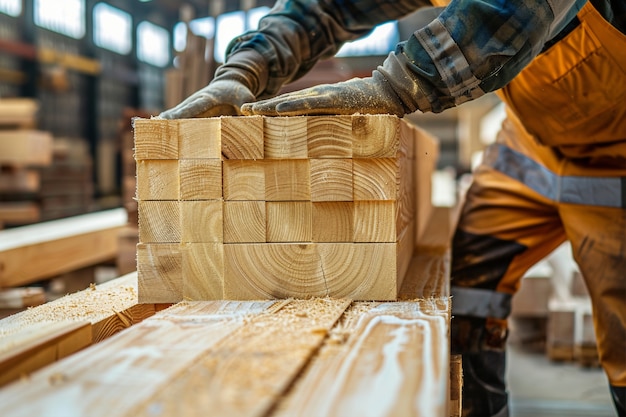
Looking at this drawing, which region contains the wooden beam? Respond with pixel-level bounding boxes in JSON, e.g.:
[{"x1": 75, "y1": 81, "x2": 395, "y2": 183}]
[
  {"x1": 138, "y1": 201, "x2": 180, "y2": 243},
  {"x1": 264, "y1": 160, "x2": 311, "y2": 201},
  {"x1": 307, "y1": 116, "x2": 353, "y2": 158},
  {"x1": 137, "y1": 243, "x2": 183, "y2": 303},
  {"x1": 224, "y1": 201, "x2": 266, "y2": 243},
  {"x1": 179, "y1": 201, "x2": 223, "y2": 243},
  {"x1": 182, "y1": 243, "x2": 224, "y2": 300},
  {"x1": 0, "y1": 202, "x2": 40, "y2": 226},
  {"x1": 353, "y1": 158, "x2": 398, "y2": 201},
  {"x1": 312, "y1": 202, "x2": 353, "y2": 242},
  {"x1": 0, "y1": 130, "x2": 52, "y2": 166},
  {"x1": 264, "y1": 116, "x2": 308, "y2": 159},
  {"x1": 221, "y1": 116, "x2": 264, "y2": 160},
  {"x1": 133, "y1": 119, "x2": 179, "y2": 160},
  {"x1": 266, "y1": 202, "x2": 312, "y2": 243},
  {"x1": 178, "y1": 118, "x2": 221, "y2": 159},
  {"x1": 0, "y1": 209, "x2": 127, "y2": 287},
  {"x1": 179, "y1": 159, "x2": 222, "y2": 200},
  {"x1": 136, "y1": 160, "x2": 179, "y2": 201},
  {"x1": 223, "y1": 160, "x2": 266, "y2": 201},
  {"x1": 352, "y1": 115, "x2": 399, "y2": 158},
  {"x1": 310, "y1": 159, "x2": 353, "y2": 202}
]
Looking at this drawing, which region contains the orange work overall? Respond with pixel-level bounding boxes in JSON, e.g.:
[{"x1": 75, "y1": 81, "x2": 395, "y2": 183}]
[{"x1": 451, "y1": 0, "x2": 626, "y2": 392}]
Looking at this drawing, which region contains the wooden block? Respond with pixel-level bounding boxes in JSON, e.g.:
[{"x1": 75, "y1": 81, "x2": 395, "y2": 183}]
[
  {"x1": 137, "y1": 243, "x2": 183, "y2": 303},
  {"x1": 178, "y1": 118, "x2": 221, "y2": 159},
  {"x1": 223, "y1": 160, "x2": 265, "y2": 201},
  {"x1": 310, "y1": 159, "x2": 353, "y2": 202},
  {"x1": 354, "y1": 201, "x2": 396, "y2": 243},
  {"x1": 0, "y1": 130, "x2": 53, "y2": 166},
  {"x1": 133, "y1": 118, "x2": 178, "y2": 160},
  {"x1": 0, "y1": 169, "x2": 39, "y2": 193},
  {"x1": 0, "y1": 202, "x2": 40, "y2": 225},
  {"x1": 182, "y1": 243, "x2": 224, "y2": 300},
  {"x1": 179, "y1": 159, "x2": 222, "y2": 200},
  {"x1": 266, "y1": 202, "x2": 312, "y2": 243},
  {"x1": 224, "y1": 243, "x2": 399, "y2": 300},
  {"x1": 136, "y1": 160, "x2": 179, "y2": 200},
  {"x1": 312, "y1": 202, "x2": 353, "y2": 242},
  {"x1": 264, "y1": 116, "x2": 307, "y2": 159},
  {"x1": 221, "y1": 115, "x2": 263, "y2": 159},
  {"x1": 223, "y1": 201, "x2": 266, "y2": 243},
  {"x1": 180, "y1": 201, "x2": 223, "y2": 243},
  {"x1": 353, "y1": 158, "x2": 398, "y2": 201},
  {"x1": 307, "y1": 116, "x2": 353, "y2": 158},
  {"x1": 352, "y1": 114, "x2": 399, "y2": 158},
  {"x1": 265, "y1": 160, "x2": 310, "y2": 201},
  {"x1": 415, "y1": 128, "x2": 439, "y2": 245},
  {"x1": 138, "y1": 201, "x2": 180, "y2": 243}
]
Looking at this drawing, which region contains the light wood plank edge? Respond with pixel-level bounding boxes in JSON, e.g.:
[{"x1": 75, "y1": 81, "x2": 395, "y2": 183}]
[
  {"x1": 0, "y1": 273, "x2": 166, "y2": 386},
  {"x1": 449, "y1": 354, "x2": 463, "y2": 417}
]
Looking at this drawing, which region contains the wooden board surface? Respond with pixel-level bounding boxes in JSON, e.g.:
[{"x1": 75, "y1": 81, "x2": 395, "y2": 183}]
[
  {"x1": 0, "y1": 297, "x2": 450, "y2": 417},
  {"x1": 0, "y1": 130, "x2": 53, "y2": 166},
  {"x1": 135, "y1": 115, "x2": 436, "y2": 302},
  {"x1": 0, "y1": 208, "x2": 127, "y2": 287}
]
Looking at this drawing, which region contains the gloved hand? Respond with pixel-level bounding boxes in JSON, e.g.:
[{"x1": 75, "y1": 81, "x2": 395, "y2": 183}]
[
  {"x1": 159, "y1": 50, "x2": 267, "y2": 119},
  {"x1": 240, "y1": 71, "x2": 406, "y2": 116}
]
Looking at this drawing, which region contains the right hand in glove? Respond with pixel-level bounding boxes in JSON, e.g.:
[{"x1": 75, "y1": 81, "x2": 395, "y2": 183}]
[{"x1": 159, "y1": 50, "x2": 267, "y2": 119}]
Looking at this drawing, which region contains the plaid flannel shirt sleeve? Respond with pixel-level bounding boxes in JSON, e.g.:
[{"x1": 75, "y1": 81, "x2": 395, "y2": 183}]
[{"x1": 226, "y1": 0, "x2": 587, "y2": 112}]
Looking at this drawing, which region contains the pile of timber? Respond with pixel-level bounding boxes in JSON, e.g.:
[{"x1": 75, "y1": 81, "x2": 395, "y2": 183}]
[
  {"x1": 0, "y1": 98, "x2": 52, "y2": 228},
  {"x1": 134, "y1": 115, "x2": 439, "y2": 302}
]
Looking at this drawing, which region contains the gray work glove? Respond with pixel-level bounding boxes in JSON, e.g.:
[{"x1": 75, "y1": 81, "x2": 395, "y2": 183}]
[
  {"x1": 159, "y1": 50, "x2": 267, "y2": 119},
  {"x1": 241, "y1": 51, "x2": 427, "y2": 117}
]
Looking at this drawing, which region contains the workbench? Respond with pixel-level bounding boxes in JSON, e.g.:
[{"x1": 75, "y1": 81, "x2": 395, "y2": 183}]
[{"x1": 0, "y1": 249, "x2": 459, "y2": 417}]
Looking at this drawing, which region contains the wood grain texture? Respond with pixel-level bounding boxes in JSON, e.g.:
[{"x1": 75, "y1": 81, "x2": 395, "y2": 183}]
[
  {"x1": 179, "y1": 159, "x2": 222, "y2": 200},
  {"x1": 136, "y1": 160, "x2": 179, "y2": 200},
  {"x1": 275, "y1": 299, "x2": 451, "y2": 417},
  {"x1": 266, "y1": 202, "x2": 312, "y2": 243},
  {"x1": 224, "y1": 201, "x2": 266, "y2": 243},
  {"x1": 310, "y1": 159, "x2": 353, "y2": 202},
  {"x1": 180, "y1": 200, "x2": 223, "y2": 243},
  {"x1": 223, "y1": 160, "x2": 265, "y2": 201},
  {"x1": 133, "y1": 119, "x2": 179, "y2": 160},
  {"x1": 182, "y1": 243, "x2": 223, "y2": 300},
  {"x1": 353, "y1": 201, "x2": 396, "y2": 243},
  {"x1": 307, "y1": 116, "x2": 353, "y2": 158},
  {"x1": 265, "y1": 160, "x2": 311, "y2": 201},
  {"x1": 177, "y1": 117, "x2": 221, "y2": 159},
  {"x1": 224, "y1": 243, "x2": 398, "y2": 300},
  {"x1": 351, "y1": 115, "x2": 399, "y2": 158},
  {"x1": 221, "y1": 116, "x2": 264, "y2": 159},
  {"x1": 353, "y1": 158, "x2": 398, "y2": 201},
  {"x1": 0, "y1": 209, "x2": 126, "y2": 287},
  {"x1": 312, "y1": 202, "x2": 353, "y2": 243},
  {"x1": 414, "y1": 128, "x2": 439, "y2": 245},
  {"x1": 138, "y1": 201, "x2": 180, "y2": 243},
  {"x1": 264, "y1": 116, "x2": 308, "y2": 159},
  {"x1": 137, "y1": 243, "x2": 183, "y2": 303}
]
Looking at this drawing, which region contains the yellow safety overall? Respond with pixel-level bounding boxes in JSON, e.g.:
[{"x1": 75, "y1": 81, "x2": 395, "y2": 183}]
[{"x1": 451, "y1": 0, "x2": 626, "y2": 400}]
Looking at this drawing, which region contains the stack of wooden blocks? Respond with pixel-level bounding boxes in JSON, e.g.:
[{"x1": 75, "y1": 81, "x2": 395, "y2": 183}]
[{"x1": 135, "y1": 115, "x2": 435, "y2": 302}]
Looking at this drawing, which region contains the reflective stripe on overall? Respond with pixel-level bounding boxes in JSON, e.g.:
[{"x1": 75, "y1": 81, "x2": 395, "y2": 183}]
[{"x1": 451, "y1": 1, "x2": 626, "y2": 388}]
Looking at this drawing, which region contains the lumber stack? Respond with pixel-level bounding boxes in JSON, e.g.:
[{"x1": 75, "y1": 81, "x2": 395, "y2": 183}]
[
  {"x1": 0, "y1": 98, "x2": 52, "y2": 228},
  {"x1": 134, "y1": 115, "x2": 438, "y2": 302}
]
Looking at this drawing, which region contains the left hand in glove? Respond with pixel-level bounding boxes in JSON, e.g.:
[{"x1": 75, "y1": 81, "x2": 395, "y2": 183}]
[{"x1": 241, "y1": 70, "x2": 408, "y2": 117}]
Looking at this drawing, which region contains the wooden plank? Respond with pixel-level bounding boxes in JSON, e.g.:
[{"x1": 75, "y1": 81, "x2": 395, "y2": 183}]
[
  {"x1": 0, "y1": 300, "x2": 279, "y2": 417},
  {"x1": 264, "y1": 116, "x2": 308, "y2": 159},
  {"x1": 179, "y1": 159, "x2": 222, "y2": 200},
  {"x1": 266, "y1": 201, "x2": 312, "y2": 243},
  {"x1": 137, "y1": 243, "x2": 182, "y2": 303},
  {"x1": 310, "y1": 158, "x2": 353, "y2": 202},
  {"x1": 180, "y1": 200, "x2": 223, "y2": 243},
  {"x1": 178, "y1": 118, "x2": 221, "y2": 159},
  {"x1": 353, "y1": 158, "x2": 398, "y2": 201},
  {"x1": 138, "y1": 201, "x2": 180, "y2": 243},
  {"x1": 223, "y1": 243, "x2": 398, "y2": 300},
  {"x1": 0, "y1": 209, "x2": 127, "y2": 287},
  {"x1": 274, "y1": 299, "x2": 451, "y2": 417},
  {"x1": 307, "y1": 116, "x2": 353, "y2": 158},
  {"x1": 182, "y1": 243, "x2": 224, "y2": 300},
  {"x1": 449, "y1": 354, "x2": 463, "y2": 417},
  {"x1": 0, "y1": 98, "x2": 38, "y2": 127},
  {"x1": 223, "y1": 160, "x2": 266, "y2": 201},
  {"x1": 133, "y1": 119, "x2": 179, "y2": 160},
  {"x1": 0, "y1": 273, "x2": 160, "y2": 386},
  {"x1": 0, "y1": 169, "x2": 39, "y2": 193},
  {"x1": 351, "y1": 115, "x2": 399, "y2": 158},
  {"x1": 265, "y1": 160, "x2": 311, "y2": 201},
  {"x1": 353, "y1": 201, "x2": 396, "y2": 243},
  {"x1": 224, "y1": 201, "x2": 266, "y2": 243},
  {"x1": 0, "y1": 202, "x2": 40, "y2": 225},
  {"x1": 0, "y1": 130, "x2": 52, "y2": 166},
  {"x1": 221, "y1": 116, "x2": 264, "y2": 160},
  {"x1": 312, "y1": 202, "x2": 353, "y2": 242},
  {"x1": 136, "y1": 160, "x2": 179, "y2": 201},
  {"x1": 414, "y1": 128, "x2": 439, "y2": 246}
]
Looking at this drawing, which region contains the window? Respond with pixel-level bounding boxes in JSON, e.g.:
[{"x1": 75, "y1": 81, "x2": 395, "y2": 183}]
[
  {"x1": 93, "y1": 3, "x2": 132, "y2": 54},
  {"x1": 0, "y1": 0, "x2": 20, "y2": 16},
  {"x1": 137, "y1": 21, "x2": 170, "y2": 67},
  {"x1": 335, "y1": 22, "x2": 399, "y2": 57},
  {"x1": 34, "y1": 0, "x2": 85, "y2": 39},
  {"x1": 214, "y1": 6, "x2": 270, "y2": 61},
  {"x1": 173, "y1": 17, "x2": 215, "y2": 52}
]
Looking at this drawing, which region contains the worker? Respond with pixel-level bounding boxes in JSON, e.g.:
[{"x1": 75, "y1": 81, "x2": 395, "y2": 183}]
[{"x1": 160, "y1": 0, "x2": 626, "y2": 416}]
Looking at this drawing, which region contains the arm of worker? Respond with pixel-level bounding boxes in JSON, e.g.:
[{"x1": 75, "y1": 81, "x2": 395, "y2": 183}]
[
  {"x1": 159, "y1": 0, "x2": 431, "y2": 119},
  {"x1": 242, "y1": 0, "x2": 587, "y2": 116}
]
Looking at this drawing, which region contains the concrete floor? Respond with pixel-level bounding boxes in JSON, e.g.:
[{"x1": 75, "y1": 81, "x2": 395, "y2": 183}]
[{"x1": 507, "y1": 344, "x2": 615, "y2": 417}]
